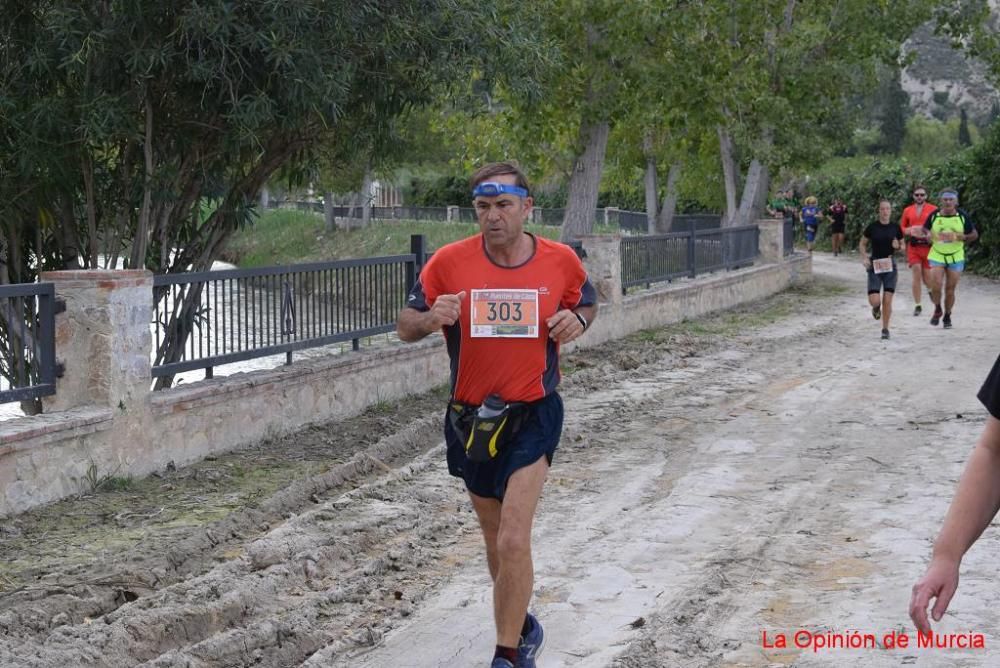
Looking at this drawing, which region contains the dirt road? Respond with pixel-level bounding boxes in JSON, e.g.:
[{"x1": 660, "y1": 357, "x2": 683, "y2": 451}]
[{"x1": 2, "y1": 254, "x2": 998, "y2": 667}]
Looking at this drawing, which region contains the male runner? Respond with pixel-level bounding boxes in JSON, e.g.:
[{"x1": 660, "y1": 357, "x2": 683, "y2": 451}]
[
  {"x1": 922, "y1": 189, "x2": 978, "y2": 328},
  {"x1": 397, "y1": 161, "x2": 597, "y2": 668},
  {"x1": 899, "y1": 186, "x2": 937, "y2": 316}
]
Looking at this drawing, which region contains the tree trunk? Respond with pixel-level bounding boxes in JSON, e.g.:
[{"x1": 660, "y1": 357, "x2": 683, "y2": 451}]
[
  {"x1": 643, "y1": 132, "x2": 658, "y2": 234},
  {"x1": 360, "y1": 166, "x2": 373, "y2": 228},
  {"x1": 323, "y1": 191, "x2": 335, "y2": 233},
  {"x1": 718, "y1": 125, "x2": 739, "y2": 226},
  {"x1": 81, "y1": 154, "x2": 99, "y2": 268},
  {"x1": 129, "y1": 98, "x2": 154, "y2": 269},
  {"x1": 560, "y1": 120, "x2": 610, "y2": 242},
  {"x1": 733, "y1": 126, "x2": 774, "y2": 227},
  {"x1": 734, "y1": 159, "x2": 770, "y2": 228},
  {"x1": 657, "y1": 163, "x2": 682, "y2": 233}
]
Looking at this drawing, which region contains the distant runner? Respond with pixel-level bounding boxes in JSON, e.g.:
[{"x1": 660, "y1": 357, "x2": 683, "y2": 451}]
[
  {"x1": 859, "y1": 199, "x2": 903, "y2": 340},
  {"x1": 826, "y1": 198, "x2": 848, "y2": 257},
  {"x1": 899, "y1": 186, "x2": 937, "y2": 316},
  {"x1": 800, "y1": 196, "x2": 821, "y2": 254},
  {"x1": 922, "y1": 189, "x2": 978, "y2": 328}
]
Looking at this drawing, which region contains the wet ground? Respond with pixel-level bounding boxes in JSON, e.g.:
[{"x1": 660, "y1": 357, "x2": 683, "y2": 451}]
[{"x1": 1, "y1": 254, "x2": 998, "y2": 667}]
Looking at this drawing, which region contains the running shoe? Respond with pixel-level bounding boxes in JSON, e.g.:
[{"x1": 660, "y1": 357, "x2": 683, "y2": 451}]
[
  {"x1": 517, "y1": 614, "x2": 545, "y2": 667},
  {"x1": 881, "y1": 329, "x2": 890, "y2": 340},
  {"x1": 930, "y1": 305, "x2": 942, "y2": 326},
  {"x1": 943, "y1": 313, "x2": 952, "y2": 329},
  {"x1": 491, "y1": 659, "x2": 515, "y2": 668},
  {"x1": 872, "y1": 305, "x2": 881, "y2": 320},
  {"x1": 913, "y1": 304, "x2": 922, "y2": 316}
]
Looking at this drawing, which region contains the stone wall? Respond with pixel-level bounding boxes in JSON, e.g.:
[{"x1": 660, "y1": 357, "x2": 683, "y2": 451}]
[{"x1": 0, "y1": 225, "x2": 807, "y2": 516}]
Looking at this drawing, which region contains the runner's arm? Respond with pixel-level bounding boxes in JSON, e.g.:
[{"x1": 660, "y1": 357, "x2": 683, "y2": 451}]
[
  {"x1": 858, "y1": 236, "x2": 871, "y2": 267},
  {"x1": 397, "y1": 291, "x2": 466, "y2": 342},
  {"x1": 960, "y1": 214, "x2": 978, "y2": 243},
  {"x1": 910, "y1": 417, "x2": 1000, "y2": 633}
]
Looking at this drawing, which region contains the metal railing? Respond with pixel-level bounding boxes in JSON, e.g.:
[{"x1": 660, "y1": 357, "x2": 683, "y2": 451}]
[
  {"x1": 0, "y1": 283, "x2": 60, "y2": 405},
  {"x1": 620, "y1": 225, "x2": 759, "y2": 294},
  {"x1": 151, "y1": 252, "x2": 420, "y2": 381}
]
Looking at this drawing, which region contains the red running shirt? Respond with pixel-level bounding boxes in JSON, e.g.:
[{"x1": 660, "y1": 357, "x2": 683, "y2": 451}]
[
  {"x1": 408, "y1": 234, "x2": 596, "y2": 405},
  {"x1": 900, "y1": 203, "x2": 938, "y2": 246}
]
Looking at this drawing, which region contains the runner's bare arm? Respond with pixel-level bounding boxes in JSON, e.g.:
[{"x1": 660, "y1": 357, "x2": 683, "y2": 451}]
[
  {"x1": 858, "y1": 237, "x2": 870, "y2": 267},
  {"x1": 397, "y1": 291, "x2": 466, "y2": 342},
  {"x1": 910, "y1": 416, "x2": 1000, "y2": 633}
]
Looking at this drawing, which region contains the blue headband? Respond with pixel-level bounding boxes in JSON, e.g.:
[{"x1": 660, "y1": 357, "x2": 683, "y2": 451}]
[
  {"x1": 472, "y1": 181, "x2": 528, "y2": 198},
  {"x1": 940, "y1": 190, "x2": 958, "y2": 198}
]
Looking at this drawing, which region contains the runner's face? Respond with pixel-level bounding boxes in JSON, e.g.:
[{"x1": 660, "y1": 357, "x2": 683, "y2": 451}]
[
  {"x1": 879, "y1": 201, "x2": 891, "y2": 222},
  {"x1": 940, "y1": 195, "x2": 957, "y2": 214},
  {"x1": 913, "y1": 191, "x2": 926, "y2": 202},
  {"x1": 474, "y1": 174, "x2": 533, "y2": 249}
]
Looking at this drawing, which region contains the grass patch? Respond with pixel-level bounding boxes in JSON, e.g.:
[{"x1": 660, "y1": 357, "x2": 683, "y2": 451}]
[{"x1": 224, "y1": 209, "x2": 617, "y2": 267}]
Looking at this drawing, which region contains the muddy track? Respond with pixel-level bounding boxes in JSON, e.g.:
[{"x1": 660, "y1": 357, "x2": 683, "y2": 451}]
[
  {"x1": 5, "y1": 259, "x2": 996, "y2": 667},
  {"x1": 0, "y1": 278, "x2": 800, "y2": 667}
]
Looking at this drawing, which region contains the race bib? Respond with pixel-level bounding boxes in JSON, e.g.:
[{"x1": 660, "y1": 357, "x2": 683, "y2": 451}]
[
  {"x1": 470, "y1": 289, "x2": 539, "y2": 338},
  {"x1": 872, "y1": 258, "x2": 893, "y2": 274}
]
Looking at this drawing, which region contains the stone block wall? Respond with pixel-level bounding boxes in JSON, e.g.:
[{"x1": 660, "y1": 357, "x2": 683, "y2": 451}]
[{"x1": 0, "y1": 229, "x2": 808, "y2": 516}]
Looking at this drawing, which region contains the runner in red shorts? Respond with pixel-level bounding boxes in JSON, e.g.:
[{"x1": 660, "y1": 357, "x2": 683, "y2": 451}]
[{"x1": 899, "y1": 186, "x2": 937, "y2": 316}]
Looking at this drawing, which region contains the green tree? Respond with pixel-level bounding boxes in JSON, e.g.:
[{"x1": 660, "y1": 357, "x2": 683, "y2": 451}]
[
  {"x1": 0, "y1": 0, "x2": 545, "y2": 391},
  {"x1": 879, "y1": 67, "x2": 910, "y2": 155}
]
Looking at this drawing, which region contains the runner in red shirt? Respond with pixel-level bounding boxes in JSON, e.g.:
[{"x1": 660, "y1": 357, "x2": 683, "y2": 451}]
[
  {"x1": 397, "y1": 161, "x2": 597, "y2": 668},
  {"x1": 899, "y1": 186, "x2": 937, "y2": 316}
]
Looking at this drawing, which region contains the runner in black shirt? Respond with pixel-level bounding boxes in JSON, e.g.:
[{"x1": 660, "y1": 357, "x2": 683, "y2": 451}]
[
  {"x1": 910, "y1": 353, "x2": 1000, "y2": 633},
  {"x1": 859, "y1": 199, "x2": 903, "y2": 339},
  {"x1": 827, "y1": 199, "x2": 848, "y2": 256}
]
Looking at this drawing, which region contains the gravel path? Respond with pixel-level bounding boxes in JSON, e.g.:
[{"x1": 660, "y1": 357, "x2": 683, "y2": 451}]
[{"x1": 2, "y1": 253, "x2": 998, "y2": 667}]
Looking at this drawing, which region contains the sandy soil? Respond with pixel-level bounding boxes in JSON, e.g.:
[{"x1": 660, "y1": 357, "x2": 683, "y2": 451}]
[{"x1": 2, "y1": 253, "x2": 999, "y2": 667}]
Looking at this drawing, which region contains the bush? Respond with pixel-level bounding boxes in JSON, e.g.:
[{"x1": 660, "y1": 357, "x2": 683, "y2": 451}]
[{"x1": 806, "y1": 123, "x2": 1000, "y2": 276}]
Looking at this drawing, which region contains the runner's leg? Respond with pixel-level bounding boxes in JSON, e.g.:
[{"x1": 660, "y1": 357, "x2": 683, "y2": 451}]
[
  {"x1": 911, "y1": 262, "x2": 923, "y2": 307},
  {"x1": 882, "y1": 290, "x2": 893, "y2": 331},
  {"x1": 470, "y1": 493, "x2": 501, "y2": 582},
  {"x1": 928, "y1": 266, "x2": 944, "y2": 308},
  {"x1": 944, "y1": 268, "x2": 961, "y2": 313},
  {"x1": 477, "y1": 457, "x2": 548, "y2": 648}
]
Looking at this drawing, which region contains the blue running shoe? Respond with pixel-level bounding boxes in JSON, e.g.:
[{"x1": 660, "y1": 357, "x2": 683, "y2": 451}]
[
  {"x1": 491, "y1": 659, "x2": 515, "y2": 668},
  {"x1": 517, "y1": 614, "x2": 545, "y2": 667}
]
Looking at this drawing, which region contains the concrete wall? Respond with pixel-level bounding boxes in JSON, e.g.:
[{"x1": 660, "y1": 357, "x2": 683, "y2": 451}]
[{"x1": 0, "y1": 222, "x2": 808, "y2": 517}]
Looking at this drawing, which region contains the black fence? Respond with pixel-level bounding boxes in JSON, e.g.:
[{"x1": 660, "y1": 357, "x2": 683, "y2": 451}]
[
  {"x1": 620, "y1": 225, "x2": 759, "y2": 294},
  {"x1": 783, "y1": 218, "x2": 795, "y2": 256},
  {"x1": 151, "y1": 252, "x2": 420, "y2": 382},
  {"x1": 284, "y1": 201, "x2": 720, "y2": 232},
  {"x1": 0, "y1": 283, "x2": 60, "y2": 405},
  {"x1": 612, "y1": 211, "x2": 724, "y2": 234}
]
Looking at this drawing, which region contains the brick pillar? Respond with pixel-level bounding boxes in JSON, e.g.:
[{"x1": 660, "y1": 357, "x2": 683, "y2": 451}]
[
  {"x1": 40, "y1": 270, "x2": 153, "y2": 413},
  {"x1": 757, "y1": 217, "x2": 785, "y2": 264},
  {"x1": 579, "y1": 234, "x2": 623, "y2": 306}
]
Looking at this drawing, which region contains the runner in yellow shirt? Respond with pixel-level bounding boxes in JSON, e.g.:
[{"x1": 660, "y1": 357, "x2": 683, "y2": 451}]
[{"x1": 922, "y1": 189, "x2": 978, "y2": 328}]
